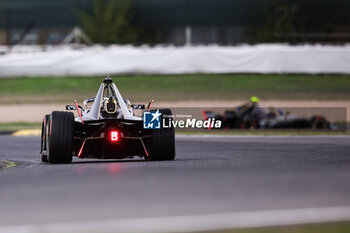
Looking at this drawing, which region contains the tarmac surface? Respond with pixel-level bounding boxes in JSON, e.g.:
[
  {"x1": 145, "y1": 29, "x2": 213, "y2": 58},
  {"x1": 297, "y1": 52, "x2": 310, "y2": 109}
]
[{"x1": 0, "y1": 135, "x2": 350, "y2": 231}]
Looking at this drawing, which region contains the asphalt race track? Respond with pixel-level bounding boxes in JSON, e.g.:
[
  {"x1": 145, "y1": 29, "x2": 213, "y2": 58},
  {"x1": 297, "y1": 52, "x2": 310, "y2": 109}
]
[{"x1": 0, "y1": 135, "x2": 350, "y2": 232}]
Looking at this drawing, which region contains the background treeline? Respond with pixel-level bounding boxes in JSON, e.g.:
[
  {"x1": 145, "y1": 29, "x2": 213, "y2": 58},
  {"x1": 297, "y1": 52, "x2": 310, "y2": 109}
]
[{"x1": 1, "y1": 0, "x2": 350, "y2": 44}]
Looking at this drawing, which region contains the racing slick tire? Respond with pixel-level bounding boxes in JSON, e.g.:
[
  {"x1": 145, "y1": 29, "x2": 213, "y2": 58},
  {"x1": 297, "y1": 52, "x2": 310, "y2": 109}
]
[
  {"x1": 40, "y1": 114, "x2": 50, "y2": 162},
  {"x1": 240, "y1": 117, "x2": 259, "y2": 129},
  {"x1": 147, "y1": 109, "x2": 175, "y2": 161},
  {"x1": 47, "y1": 111, "x2": 74, "y2": 164},
  {"x1": 310, "y1": 116, "x2": 328, "y2": 129}
]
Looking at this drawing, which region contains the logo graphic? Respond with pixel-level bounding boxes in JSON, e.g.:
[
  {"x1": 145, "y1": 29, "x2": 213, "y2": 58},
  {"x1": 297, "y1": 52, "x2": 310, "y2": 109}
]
[{"x1": 143, "y1": 110, "x2": 162, "y2": 129}]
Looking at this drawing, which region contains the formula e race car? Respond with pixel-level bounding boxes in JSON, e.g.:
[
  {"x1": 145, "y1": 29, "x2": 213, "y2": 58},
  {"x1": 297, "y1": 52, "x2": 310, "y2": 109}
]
[
  {"x1": 40, "y1": 77, "x2": 175, "y2": 164},
  {"x1": 203, "y1": 97, "x2": 334, "y2": 130}
]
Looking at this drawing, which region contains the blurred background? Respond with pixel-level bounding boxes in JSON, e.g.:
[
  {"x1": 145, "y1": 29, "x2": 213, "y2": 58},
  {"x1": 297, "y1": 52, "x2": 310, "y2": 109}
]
[
  {"x1": 0, "y1": 0, "x2": 349, "y2": 130},
  {"x1": 1, "y1": 0, "x2": 350, "y2": 45}
]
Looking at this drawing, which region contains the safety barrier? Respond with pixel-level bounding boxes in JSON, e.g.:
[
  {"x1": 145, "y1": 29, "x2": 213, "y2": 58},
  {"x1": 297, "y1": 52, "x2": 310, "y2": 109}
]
[{"x1": 1, "y1": 44, "x2": 350, "y2": 77}]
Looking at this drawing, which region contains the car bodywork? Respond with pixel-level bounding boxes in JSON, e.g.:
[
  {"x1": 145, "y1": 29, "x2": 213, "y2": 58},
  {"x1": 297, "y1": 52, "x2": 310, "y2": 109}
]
[
  {"x1": 203, "y1": 99, "x2": 335, "y2": 130},
  {"x1": 40, "y1": 77, "x2": 175, "y2": 163},
  {"x1": 71, "y1": 78, "x2": 149, "y2": 159}
]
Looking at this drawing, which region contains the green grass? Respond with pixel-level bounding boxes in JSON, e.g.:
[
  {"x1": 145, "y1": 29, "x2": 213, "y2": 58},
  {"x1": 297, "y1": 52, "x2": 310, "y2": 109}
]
[
  {"x1": 0, "y1": 122, "x2": 41, "y2": 131},
  {"x1": 206, "y1": 221, "x2": 350, "y2": 233},
  {"x1": 0, "y1": 74, "x2": 349, "y2": 103}
]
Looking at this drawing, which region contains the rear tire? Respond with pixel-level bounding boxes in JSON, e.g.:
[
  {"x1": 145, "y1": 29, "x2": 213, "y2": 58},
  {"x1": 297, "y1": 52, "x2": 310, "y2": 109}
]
[
  {"x1": 147, "y1": 109, "x2": 175, "y2": 161},
  {"x1": 47, "y1": 111, "x2": 74, "y2": 164},
  {"x1": 311, "y1": 116, "x2": 328, "y2": 129},
  {"x1": 40, "y1": 114, "x2": 50, "y2": 162}
]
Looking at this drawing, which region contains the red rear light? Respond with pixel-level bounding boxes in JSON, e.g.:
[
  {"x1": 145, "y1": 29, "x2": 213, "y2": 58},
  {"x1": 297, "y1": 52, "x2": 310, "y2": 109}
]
[{"x1": 110, "y1": 131, "x2": 119, "y2": 142}]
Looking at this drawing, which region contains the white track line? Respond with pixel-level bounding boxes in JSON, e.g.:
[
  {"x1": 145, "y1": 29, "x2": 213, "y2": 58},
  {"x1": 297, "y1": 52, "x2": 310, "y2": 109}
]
[{"x1": 1, "y1": 206, "x2": 350, "y2": 233}]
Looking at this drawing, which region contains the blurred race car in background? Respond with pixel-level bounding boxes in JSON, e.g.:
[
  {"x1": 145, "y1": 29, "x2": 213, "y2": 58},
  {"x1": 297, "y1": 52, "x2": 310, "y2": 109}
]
[
  {"x1": 40, "y1": 76, "x2": 175, "y2": 164},
  {"x1": 203, "y1": 96, "x2": 335, "y2": 130}
]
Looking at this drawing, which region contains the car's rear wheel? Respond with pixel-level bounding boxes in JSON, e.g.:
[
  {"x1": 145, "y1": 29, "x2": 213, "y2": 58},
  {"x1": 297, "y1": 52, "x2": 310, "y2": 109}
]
[
  {"x1": 47, "y1": 111, "x2": 74, "y2": 164},
  {"x1": 311, "y1": 116, "x2": 328, "y2": 129},
  {"x1": 147, "y1": 109, "x2": 175, "y2": 161},
  {"x1": 40, "y1": 114, "x2": 50, "y2": 162}
]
